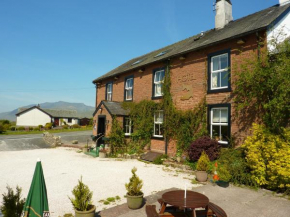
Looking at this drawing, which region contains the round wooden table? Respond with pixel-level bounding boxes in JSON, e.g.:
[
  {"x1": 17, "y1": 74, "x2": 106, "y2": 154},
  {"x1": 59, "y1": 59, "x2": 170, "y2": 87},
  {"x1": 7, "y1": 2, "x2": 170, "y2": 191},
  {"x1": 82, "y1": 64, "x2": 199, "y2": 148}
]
[{"x1": 161, "y1": 190, "x2": 209, "y2": 217}]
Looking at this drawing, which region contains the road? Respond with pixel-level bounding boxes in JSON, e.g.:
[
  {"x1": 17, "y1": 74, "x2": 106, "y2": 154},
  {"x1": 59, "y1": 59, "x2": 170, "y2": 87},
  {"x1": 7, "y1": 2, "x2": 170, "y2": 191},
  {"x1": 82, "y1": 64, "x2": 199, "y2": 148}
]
[{"x1": 0, "y1": 130, "x2": 93, "y2": 151}]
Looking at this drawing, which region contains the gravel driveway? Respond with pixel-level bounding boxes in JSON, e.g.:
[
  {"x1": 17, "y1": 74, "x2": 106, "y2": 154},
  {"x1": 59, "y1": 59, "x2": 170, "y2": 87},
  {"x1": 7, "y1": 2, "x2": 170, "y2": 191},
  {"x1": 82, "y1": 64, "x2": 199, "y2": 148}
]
[{"x1": 0, "y1": 148, "x2": 195, "y2": 216}]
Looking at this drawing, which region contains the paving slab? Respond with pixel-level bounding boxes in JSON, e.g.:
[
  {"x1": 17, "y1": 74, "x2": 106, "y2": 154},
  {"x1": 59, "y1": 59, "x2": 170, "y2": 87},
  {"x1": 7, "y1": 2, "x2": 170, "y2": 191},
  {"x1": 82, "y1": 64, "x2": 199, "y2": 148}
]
[{"x1": 100, "y1": 184, "x2": 290, "y2": 217}]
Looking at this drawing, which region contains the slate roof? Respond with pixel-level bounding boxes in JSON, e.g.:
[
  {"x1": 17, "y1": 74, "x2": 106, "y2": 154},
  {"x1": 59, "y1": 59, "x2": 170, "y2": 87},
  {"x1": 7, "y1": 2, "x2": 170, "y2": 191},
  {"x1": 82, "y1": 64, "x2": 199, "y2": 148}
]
[
  {"x1": 16, "y1": 106, "x2": 83, "y2": 118},
  {"x1": 93, "y1": 4, "x2": 290, "y2": 83},
  {"x1": 95, "y1": 101, "x2": 129, "y2": 116}
]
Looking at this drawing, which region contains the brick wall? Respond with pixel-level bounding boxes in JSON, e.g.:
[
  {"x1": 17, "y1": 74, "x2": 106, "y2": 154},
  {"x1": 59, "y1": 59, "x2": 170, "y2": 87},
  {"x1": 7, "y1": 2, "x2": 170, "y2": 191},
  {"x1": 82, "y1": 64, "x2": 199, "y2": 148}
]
[{"x1": 93, "y1": 31, "x2": 265, "y2": 155}]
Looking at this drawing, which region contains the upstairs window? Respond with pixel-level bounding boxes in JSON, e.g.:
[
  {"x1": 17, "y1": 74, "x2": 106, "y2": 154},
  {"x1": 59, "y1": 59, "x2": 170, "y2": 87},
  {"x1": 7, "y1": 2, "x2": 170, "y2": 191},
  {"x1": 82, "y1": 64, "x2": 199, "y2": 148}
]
[
  {"x1": 106, "y1": 82, "x2": 113, "y2": 101},
  {"x1": 153, "y1": 69, "x2": 165, "y2": 98},
  {"x1": 124, "y1": 76, "x2": 134, "y2": 101},
  {"x1": 208, "y1": 50, "x2": 231, "y2": 93},
  {"x1": 124, "y1": 117, "x2": 133, "y2": 136},
  {"x1": 154, "y1": 111, "x2": 164, "y2": 138}
]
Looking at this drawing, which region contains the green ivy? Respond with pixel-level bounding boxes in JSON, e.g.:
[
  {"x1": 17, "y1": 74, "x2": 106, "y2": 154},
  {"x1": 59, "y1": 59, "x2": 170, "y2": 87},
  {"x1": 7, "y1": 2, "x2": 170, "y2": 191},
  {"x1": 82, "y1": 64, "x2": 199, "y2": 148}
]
[{"x1": 108, "y1": 116, "x2": 126, "y2": 154}]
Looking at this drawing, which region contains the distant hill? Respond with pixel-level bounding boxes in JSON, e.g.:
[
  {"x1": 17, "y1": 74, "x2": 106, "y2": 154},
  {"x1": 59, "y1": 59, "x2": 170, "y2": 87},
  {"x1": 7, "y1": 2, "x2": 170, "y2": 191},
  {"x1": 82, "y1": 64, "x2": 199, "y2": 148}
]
[{"x1": 0, "y1": 101, "x2": 95, "y2": 121}]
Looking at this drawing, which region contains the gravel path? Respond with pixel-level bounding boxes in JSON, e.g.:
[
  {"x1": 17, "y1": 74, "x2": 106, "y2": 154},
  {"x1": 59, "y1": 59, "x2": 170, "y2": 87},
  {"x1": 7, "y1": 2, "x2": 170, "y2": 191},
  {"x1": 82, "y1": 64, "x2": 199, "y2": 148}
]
[{"x1": 0, "y1": 148, "x2": 196, "y2": 216}]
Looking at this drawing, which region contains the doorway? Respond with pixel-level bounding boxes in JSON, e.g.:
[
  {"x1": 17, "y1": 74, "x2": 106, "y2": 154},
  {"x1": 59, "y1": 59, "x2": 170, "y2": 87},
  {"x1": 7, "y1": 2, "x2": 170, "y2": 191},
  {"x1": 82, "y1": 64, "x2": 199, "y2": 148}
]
[
  {"x1": 54, "y1": 118, "x2": 59, "y2": 126},
  {"x1": 97, "y1": 116, "x2": 106, "y2": 146}
]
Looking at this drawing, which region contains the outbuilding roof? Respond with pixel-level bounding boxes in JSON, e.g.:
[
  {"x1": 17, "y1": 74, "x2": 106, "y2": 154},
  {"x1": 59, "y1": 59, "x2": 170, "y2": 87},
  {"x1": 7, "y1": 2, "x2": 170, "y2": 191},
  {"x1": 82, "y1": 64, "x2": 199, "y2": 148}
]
[{"x1": 93, "y1": 4, "x2": 290, "y2": 83}]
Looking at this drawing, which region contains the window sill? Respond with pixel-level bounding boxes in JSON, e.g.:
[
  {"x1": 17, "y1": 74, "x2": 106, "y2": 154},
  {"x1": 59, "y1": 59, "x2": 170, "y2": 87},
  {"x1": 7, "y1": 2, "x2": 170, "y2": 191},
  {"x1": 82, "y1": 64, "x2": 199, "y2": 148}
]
[
  {"x1": 152, "y1": 136, "x2": 164, "y2": 140},
  {"x1": 124, "y1": 99, "x2": 133, "y2": 102},
  {"x1": 151, "y1": 96, "x2": 163, "y2": 100},
  {"x1": 207, "y1": 88, "x2": 231, "y2": 94}
]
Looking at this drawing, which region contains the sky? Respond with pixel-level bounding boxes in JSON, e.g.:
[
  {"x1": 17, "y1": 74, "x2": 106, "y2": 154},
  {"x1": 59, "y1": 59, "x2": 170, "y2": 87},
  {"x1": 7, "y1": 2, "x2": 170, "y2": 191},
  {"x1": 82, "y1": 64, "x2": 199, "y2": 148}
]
[{"x1": 0, "y1": 0, "x2": 280, "y2": 113}]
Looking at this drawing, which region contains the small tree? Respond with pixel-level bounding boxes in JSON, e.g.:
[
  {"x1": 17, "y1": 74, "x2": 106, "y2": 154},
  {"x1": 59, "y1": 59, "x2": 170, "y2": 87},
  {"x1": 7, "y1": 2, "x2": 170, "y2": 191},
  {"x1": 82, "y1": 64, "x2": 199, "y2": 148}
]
[
  {"x1": 109, "y1": 117, "x2": 126, "y2": 154},
  {"x1": 196, "y1": 151, "x2": 210, "y2": 172},
  {"x1": 125, "y1": 167, "x2": 143, "y2": 196},
  {"x1": 68, "y1": 177, "x2": 93, "y2": 211},
  {"x1": 0, "y1": 185, "x2": 26, "y2": 217}
]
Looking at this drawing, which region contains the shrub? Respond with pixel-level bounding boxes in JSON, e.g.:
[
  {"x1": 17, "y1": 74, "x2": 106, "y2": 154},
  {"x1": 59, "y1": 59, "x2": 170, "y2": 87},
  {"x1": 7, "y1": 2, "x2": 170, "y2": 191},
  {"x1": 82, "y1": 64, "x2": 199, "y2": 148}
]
[
  {"x1": 63, "y1": 125, "x2": 69, "y2": 129},
  {"x1": 68, "y1": 177, "x2": 93, "y2": 211},
  {"x1": 45, "y1": 123, "x2": 52, "y2": 130},
  {"x1": 33, "y1": 127, "x2": 39, "y2": 131},
  {"x1": 125, "y1": 167, "x2": 143, "y2": 196},
  {"x1": 153, "y1": 154, "x2": 167, "y2": 165},
  {"x1": 242, "y1": 124, "x2": 290, "y2": 192},
  {"x1": 10, "y1": 126, "x2": 16, "y2": 131},
  {"x1": 72, "y1": 124, "x2": 80, "y2": 129},
  {"x1": 17, "y1": 127, "x2": 25, "y2": 131},
  {"x1": 188, "y1": 136, "x2": 221, "y2": 161},
  {"x1": 28, "y1": 127, "x2": 33, "y2": 131},
  {"x1": 109, "y1": 117, "x2": 126, "y2": 154},
  {"x1": 0, "y1": 185, "x2": 26, "y2": 217},
  {"x1": 217, "y1": 148, "x2": 253, "y2": 186},
  {"x1": 196, "y1": 151, "x2": 210, "y2": 171},
  {"x1": 217, "y1": 164, "x2": 232, "y2": 182},
  {"x1": 0, "y1": 124, "x2": 4, "y2": 133},
  {"x1": 38, "y1": 125, "x2": 43, "y2": 129}
]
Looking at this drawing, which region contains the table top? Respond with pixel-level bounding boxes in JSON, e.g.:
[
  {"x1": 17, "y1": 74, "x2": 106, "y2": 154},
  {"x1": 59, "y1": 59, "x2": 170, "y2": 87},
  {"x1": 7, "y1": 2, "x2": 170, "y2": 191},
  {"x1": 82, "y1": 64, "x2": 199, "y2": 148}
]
[{"x1": 162, "y1": 190, "x2": 209, "y2": 209}]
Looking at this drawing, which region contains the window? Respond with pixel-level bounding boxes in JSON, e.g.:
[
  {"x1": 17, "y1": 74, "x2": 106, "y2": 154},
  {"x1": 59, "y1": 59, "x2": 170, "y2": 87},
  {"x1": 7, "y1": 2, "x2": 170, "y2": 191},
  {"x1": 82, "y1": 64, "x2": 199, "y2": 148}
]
[
  {"x1": 153, "y1": 69, "x2": 165, "y2": 98},
  {"x1": 124, "y1": 76, "x2": 134, "y2": 101},
  {"x1": 106, "y1": 82, "x2": 113, "y2": 101},
  {"x1": 124, "y1": 117, "x2": 133, "y2": 136},
  {"x1": 208, "y1": 104, "x2": 231, "y2": 145},
  {"x1": 154, "y1": 111, "x2": 164, "y2": 137},
  {"x1": 208, "y1": 50, "x2": 231, "y2": 93},
  {"x1": 68, "y1": 118, "x2": 72, "y2": 123}
]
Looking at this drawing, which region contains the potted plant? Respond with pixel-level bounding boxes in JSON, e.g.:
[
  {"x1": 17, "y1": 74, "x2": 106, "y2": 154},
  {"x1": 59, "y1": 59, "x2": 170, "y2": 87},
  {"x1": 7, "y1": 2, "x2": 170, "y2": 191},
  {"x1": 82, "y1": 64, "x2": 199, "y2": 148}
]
[
  {"x1": 68, "y1": 177, "x2": 96, "y2": 217},
  {"x1": 125, "y1": 167, "x2": 144, "y2": 209},
  {"x1": 99, "y1": 148, "x2": 107, "y2": 158},
  {"x1": 196, "y1": 151, "x2": 210, "y2": 182},
  {"x1": 216, "y1": 165, "x2": 231, "y2": 188}
]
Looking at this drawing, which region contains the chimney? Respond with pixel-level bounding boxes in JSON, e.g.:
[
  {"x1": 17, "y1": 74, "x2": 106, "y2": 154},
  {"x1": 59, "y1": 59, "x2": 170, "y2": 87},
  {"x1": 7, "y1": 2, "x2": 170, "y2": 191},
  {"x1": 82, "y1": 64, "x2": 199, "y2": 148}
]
[
  {"x1": 215, "y1": 0, "x2": 233, "y2": 30},
  {"x1": 279, "y1": 0, "x2": 290, "y2": 6}
]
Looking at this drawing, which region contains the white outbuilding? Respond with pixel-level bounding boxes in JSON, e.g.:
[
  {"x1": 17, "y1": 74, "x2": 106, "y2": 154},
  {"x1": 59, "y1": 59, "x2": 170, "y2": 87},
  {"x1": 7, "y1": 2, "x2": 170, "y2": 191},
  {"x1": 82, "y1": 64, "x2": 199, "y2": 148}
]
[{"x1": 16, "y1": 106, "x2": 80, "y2": 127}]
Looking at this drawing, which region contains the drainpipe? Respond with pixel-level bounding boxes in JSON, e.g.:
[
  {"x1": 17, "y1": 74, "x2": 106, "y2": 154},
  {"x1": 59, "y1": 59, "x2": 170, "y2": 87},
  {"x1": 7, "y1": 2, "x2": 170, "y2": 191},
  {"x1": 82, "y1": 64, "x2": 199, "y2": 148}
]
[{"x1": 164, "y1": 59, "x2": 170, "y2": 155}]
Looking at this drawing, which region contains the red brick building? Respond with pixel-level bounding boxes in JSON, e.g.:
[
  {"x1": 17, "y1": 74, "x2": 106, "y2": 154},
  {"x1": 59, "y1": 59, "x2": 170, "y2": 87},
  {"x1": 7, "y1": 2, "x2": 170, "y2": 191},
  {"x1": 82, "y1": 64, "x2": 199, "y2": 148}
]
[{"x1": 92, "y1": 1, "x2": 290, "y2": 155}]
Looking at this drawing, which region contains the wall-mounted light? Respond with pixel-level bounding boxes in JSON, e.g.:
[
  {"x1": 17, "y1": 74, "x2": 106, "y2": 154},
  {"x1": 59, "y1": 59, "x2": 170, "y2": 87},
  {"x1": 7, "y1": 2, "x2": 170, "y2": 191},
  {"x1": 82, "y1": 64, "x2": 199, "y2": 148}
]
[
  {"x1": 96, "y1": 82, "x2": 101, "y2": 85},
  {"x1": 99, "y1": 108, "x2": 102, "y2": 113},
  {"x1": 139, "y1": 68, "x2": 145, "y2": 73},
  {"x1": 114, "y1": 76, "x2": 119, "y2": 80},
  {"x1": 179, "y1": 55, "x2": 186, "y2": 60},
  {"x1": 106, "y1": 120, "x2": 110, "y2": 125},
  {"x1": 237, "y1": 39, "x2": 246, "y2": 45}
]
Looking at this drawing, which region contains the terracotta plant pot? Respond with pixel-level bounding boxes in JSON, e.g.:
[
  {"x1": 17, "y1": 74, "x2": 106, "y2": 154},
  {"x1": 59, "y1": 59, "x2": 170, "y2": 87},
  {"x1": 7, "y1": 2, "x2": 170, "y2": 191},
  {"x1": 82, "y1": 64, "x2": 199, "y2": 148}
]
[
  {"x1": 195, "y1": 171, "x2": 208, "y2": 182},
  {"x1": 99, "y1": 152, "x2": 106, "y2": 158},
  {"x1": 75, "y1": 205, "x2": 96, "y2": 217},
  {"x1": 126, "y1": 194, "x2": 144, "y2": 209}
]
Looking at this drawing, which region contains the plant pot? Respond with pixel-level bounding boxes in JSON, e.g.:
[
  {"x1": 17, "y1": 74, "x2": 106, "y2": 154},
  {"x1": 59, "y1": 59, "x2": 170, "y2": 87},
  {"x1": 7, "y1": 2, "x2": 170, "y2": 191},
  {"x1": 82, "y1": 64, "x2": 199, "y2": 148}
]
[
  {"x1": 216, "y1": 180, "x2": 229, "y2": 188},
  {"x1": 176, "y1": 156, "x2": 181, "y2": 163},
  {"x1": 126, "y1": 193, "x2": 144, "y2": 209},
  {"x1": 83, "y1": 147, "x2": 88, "y2": 153},
  {"x1": 195, "y1": 171, "x2": 208, "y2": 182},
  {"x1": 99, "y1": 152, "x2": 106, "y2": 158},
  {"x1": 75, "y1": 205, "x2": 96, "y2": 217}
]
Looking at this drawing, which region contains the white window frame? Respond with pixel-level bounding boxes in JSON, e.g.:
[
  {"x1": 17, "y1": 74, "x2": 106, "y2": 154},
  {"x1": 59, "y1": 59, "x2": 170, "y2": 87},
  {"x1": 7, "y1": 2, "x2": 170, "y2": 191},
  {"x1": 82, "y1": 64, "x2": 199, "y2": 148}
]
[
  {"x1": 154, "y1": 70, "x2": 165, "y2": 97},
  {"x1": 124, "y1": 117, "x2": 132, "y2": 136},
  {"x1": 154, "y1": 110, "x2": 164, "y2": 138},
  {"x1": 106, "y1": 83, "x2": 112, "y2": 101},
  {"x1": 125, "y1": 78, "x2": 133, "y2": 101},
  {"x1": 210, "y1": 107, "x2": 229, "y2": 144},
  {"x1": 211, "y1": 53, "x2": 229, "y2": 90}
]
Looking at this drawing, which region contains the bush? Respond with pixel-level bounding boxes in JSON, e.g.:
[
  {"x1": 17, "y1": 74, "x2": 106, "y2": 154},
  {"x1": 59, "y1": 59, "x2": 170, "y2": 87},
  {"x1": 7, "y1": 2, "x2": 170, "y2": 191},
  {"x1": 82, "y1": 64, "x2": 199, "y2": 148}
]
[
  {"x1": 196, "y1": 151, "x2": 210, "y2": 171},
  {"x1": 72, "y1": 124, "x2": 80, "y2": 129},
  {"x1": 45, "y1": 123, "x2": 52, "y2": 130},
  {"x1": 125, "y1": 167, "x2": 143, "y2": 196},
  {"x1": 10, "y1": 126, "x2": 16, "y2": 131},
  {"x1": 242, "y1": 124, "x2": 290, "y2": 192},
  {"x1": 0, "y1": 185, "x2": 26, "y2": 217},
  {"x1": 0, "y1": 124, "x2": 4, "y2": 133},
  {"x1": 153, "y1": 154, "x2": 167, "y2": 165},
  {"x1": 188, "y1": 136, "x2": 221, "y2": 161},
  {"x1": 68, "y1": 177, "x2": 93, "y2": 211},
  {"x1": 38, "y1": 125, "x2": 43, "y2": 129},
  {"x1": 33, "y1": 127, "x2": 39, "y2": 131},
  {"x1": 17, "y1": 127, "x2": 25, "y2": 131},
  {"x1": 217, "y1": 148, "x2": 253, "y2": 186},
  {"x1": 28, "y1": 127, "x2": 33, "y2": 131},
  {"x1": 63, "y1": 125, "x2": 69, "y2": 129}
]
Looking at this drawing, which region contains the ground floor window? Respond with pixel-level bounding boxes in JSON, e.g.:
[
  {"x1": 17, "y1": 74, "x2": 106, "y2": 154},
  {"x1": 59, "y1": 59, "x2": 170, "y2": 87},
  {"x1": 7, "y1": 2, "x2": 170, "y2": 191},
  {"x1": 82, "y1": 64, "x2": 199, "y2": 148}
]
[
  {"x1": 124, "y1": 117, "x2": 133, "y2": 136},
  {"x1": 208, "y1": 104, "x2": 230, "y2": 144},
  {"x1": 154, "y1": 111, "x2": 164, "y2": 137},
  {"x1": 68, "y1": 118, "x2": 72, "y2": 123}
]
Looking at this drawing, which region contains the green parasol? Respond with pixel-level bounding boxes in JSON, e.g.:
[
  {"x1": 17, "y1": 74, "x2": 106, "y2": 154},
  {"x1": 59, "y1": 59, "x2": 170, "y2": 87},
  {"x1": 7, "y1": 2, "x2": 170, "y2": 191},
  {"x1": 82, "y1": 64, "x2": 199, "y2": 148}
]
[{"x1": 23, "y1": 158, "x2": 50, "y2": 217}]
